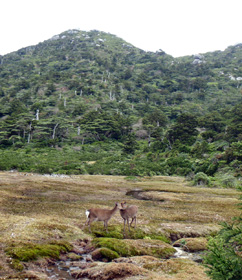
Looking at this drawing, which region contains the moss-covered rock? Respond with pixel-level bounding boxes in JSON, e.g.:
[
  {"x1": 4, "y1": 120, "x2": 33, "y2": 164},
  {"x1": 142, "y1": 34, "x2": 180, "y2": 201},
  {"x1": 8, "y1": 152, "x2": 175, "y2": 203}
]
[
  {"x1": 126, "y1": 228, "x2": 170, "y2": 243},
  {"x1": 173, "y1": 237, "x2": 208, "y2": 252},
  {"x1": 6, "y1": 241, "x2": 72, "y2": 262},
  {"x1": 91, "y1": 248, "x2": 119, "y2": 261},
  {"x1": 91, "y1": 225, "x2": 123, "y2": 239},
  {"x1": 92, "y1": 237, "x2": 176, "y2": 258},
  {"x1": 87, "y1": 223, "x2": 170, "y2": 242},
  {"x1": 66, "y1": 252, "x2": 83, "y2": 261}
]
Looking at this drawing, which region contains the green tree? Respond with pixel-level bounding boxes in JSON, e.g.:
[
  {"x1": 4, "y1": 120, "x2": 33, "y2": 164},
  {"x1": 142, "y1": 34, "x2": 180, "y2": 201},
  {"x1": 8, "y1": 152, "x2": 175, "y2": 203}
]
[
  {"x1": 9, "y1": 99, "x2": 26, "y2": 116},
  {"x1": 45, "y1": 83, "x2": 56, "y2": 96},
  {"x1": 143, "y1": 109, "x2": 167, "y2": 128},
  {"x1": 226, "y1": 104, "x2": 242, "y2": 142},
  {"x1": 198, "y1": 112, "x2": 225, "y2": 133},
  {"x1": 122, "y1": 133, "x2": 137, "y2": 154},
  {"x1": 167, "y1": 113, "x2": 198, "y2": 145}
]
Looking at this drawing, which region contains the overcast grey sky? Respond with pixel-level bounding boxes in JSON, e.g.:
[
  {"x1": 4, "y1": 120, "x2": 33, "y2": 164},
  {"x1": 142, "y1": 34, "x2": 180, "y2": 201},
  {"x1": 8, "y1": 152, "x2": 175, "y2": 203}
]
[{"x1": 1, "y1": 0, "x2": 241, "y2": 57}]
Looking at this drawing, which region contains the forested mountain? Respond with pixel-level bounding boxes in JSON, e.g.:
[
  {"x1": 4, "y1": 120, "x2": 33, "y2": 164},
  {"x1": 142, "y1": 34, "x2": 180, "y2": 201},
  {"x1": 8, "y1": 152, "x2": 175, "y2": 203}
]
[{"x1": 0, "y1": 29, "x2": 242, "y2": 186}]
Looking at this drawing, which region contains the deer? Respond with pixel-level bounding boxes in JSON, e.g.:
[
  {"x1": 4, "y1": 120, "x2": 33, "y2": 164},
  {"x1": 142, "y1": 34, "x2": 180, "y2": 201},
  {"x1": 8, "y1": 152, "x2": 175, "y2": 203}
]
[
  {"x1": 84, "y1": 202, "x2": 121, "y2": 233},
  {"x1": 119, "y1": 201, "x2": 138, "y2": 237}
]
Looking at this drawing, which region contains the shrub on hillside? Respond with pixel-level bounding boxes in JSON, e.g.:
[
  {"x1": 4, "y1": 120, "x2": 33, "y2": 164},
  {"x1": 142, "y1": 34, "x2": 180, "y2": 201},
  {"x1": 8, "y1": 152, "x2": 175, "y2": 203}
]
[{"x1": 193, "y1": 172, "x2": 211, "y2": 186}]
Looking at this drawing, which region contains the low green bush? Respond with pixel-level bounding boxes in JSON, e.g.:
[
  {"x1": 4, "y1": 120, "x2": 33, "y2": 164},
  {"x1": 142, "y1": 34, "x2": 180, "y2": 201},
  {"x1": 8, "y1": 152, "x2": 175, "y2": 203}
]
[{"x1": 193, "y1": 172, "x2": 211, "y2": 186}]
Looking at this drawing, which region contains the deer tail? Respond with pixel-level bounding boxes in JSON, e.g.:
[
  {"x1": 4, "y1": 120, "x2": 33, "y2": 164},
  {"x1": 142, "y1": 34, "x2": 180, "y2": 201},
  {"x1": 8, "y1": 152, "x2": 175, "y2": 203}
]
[{"x1": 85, "y1": 210, "x2": 90, "y2": 218}]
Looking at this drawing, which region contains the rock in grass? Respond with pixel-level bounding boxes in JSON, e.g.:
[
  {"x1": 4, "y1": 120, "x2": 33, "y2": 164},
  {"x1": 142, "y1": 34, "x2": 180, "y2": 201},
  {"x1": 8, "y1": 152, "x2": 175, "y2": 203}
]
[
  {"x1": 66, "y1": 252, "x2": 83, "y2": 260},
  {"x1": 91, "y1": 248, "x2": 119, "y2": 261},
  {"x1": 173, "y1": 237, "x2": 208, "y2": 252}
]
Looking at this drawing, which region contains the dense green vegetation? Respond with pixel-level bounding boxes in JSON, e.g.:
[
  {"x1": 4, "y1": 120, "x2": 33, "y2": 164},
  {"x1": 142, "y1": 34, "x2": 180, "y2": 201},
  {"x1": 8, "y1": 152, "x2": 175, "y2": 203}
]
[
  {"x1": 205, "y1": 219, "x2": 242, "y2": 280},
  {"x1": 0, "y1": 29, "x2": 242, "y2": 187}
]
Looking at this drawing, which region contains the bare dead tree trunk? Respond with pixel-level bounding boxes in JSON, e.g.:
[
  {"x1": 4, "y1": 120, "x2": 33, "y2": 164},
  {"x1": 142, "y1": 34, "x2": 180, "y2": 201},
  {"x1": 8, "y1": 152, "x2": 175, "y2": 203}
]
[
  {"x1": 36, "y1": 109, "x2": 39, "y2": 121},
  {"x1": 167, "y1": 139, "x2": 172, "y2": 150},
  {"x1": 27, "y1": 122, "x2": 32, "y2": 144},
  {"x1": 148, "y1": 132, "x2": 151, "y2": 147},
  {"x1": 52, "y1": 123, "x2": 59, "y2": 139}
]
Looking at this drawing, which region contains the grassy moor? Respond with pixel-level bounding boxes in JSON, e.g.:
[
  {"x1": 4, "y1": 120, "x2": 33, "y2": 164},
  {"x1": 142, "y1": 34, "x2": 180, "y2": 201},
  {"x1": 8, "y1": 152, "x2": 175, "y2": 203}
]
[{"x1": 0, "y1": 172, "x2": 240, "y2": 279}]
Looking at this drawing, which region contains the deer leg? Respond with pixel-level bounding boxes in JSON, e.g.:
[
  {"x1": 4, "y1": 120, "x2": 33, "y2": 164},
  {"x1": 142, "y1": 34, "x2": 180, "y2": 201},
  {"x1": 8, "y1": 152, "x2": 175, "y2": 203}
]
[
  {"x1": 123, "y1": 219, "x2": 127, "y2": 238},
  {"x1": 87, "y1": 217, "x2": 96, "y2": 233},
  {"x1": 88, "y1": 220, "x2": 92, "y2": 233},
  {"x1": 82, "y1": 217, "x2": 91, "y2": 232},
  {"x1": 104, "y1": 221, "x2": 108, "y2": 232},
  {"x1": 130, "y1": 216, "x2": 136, "y2": 229},
  {"x1": 133, "y1": 217, "x2": 137, "y2": 229},
  {"x1": 127, "y1": 218, "x2": 131, "y2": 233}
]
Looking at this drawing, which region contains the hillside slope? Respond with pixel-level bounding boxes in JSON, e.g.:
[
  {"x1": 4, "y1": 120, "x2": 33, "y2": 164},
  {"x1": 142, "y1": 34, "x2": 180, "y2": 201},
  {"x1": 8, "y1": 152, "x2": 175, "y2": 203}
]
[{"x1": 0, "y1": 30, "x2": 242, "y2": 183}]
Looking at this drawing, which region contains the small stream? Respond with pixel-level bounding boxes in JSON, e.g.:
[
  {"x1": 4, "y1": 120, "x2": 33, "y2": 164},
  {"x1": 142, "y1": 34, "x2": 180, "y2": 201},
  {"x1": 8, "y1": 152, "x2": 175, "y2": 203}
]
[
  {"x1": 46, "y1": 253, "x2": 92, "y2": 280},
  {"x1": 45, "y1": 247, "x2": 203, "y2": 280},
  {"x1": 173, "y1": 247, "x2": 203, "y2": 263}
]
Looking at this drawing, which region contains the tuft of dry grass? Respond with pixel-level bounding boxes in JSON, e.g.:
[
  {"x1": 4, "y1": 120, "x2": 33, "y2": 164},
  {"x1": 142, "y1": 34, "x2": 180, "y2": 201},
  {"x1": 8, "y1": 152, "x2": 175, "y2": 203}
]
[{"x1": 148, "y1": 258, "x2": 210, "y2": 280}]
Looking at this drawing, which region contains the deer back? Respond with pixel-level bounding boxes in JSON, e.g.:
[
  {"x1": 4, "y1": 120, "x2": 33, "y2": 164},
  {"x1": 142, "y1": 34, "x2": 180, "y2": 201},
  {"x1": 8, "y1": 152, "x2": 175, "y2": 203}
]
[
  {"x1": 88, "y1": 203, "x2": 120, "y2": 221},
  {"x1": 120, "y1": 205, "x2": 138, "y2": 219}
]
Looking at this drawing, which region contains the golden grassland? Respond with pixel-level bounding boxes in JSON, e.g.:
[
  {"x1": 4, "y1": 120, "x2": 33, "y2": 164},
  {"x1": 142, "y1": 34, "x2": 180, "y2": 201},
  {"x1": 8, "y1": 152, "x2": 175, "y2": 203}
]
[{"x1": 0, "y1": 171, "x2": 241, "y2": 279}]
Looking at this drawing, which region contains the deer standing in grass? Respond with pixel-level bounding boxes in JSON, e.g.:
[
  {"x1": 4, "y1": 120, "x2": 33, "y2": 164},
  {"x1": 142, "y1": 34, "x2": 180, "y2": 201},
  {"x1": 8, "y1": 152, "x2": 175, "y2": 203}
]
[
  {"x1": 119, "y1": 201, "x2": 138, "y2": 236},
  {"x1": 84, "y1": 202, "x2": 121, "y2": 233}
]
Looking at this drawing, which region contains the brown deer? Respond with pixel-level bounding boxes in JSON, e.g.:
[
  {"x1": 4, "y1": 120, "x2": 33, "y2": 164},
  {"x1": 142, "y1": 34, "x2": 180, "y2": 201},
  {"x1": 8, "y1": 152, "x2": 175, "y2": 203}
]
[
  {"x1": 84, "y1": 202, "x2": 121, "y2": 233},
  {"x1": 119, "y1": 201, "x2": 138, "y2": 236}
]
